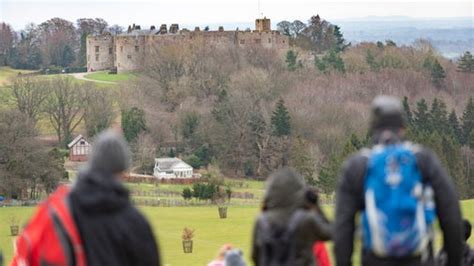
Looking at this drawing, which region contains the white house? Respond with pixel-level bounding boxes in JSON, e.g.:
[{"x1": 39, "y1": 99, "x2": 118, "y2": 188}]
[
  {"x1": 153, "y1": 158, "x2": 193, "y2": 179},
  {"x1": 67, "y1": 135, "x2": 90, "y2": 162}
]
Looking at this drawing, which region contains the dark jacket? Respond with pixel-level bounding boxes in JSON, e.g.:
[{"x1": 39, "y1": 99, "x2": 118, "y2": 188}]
[
  {"x1": 334, "y1": 142, "x2": 463, "y2": 266},
  {"x1": 438, "y1": 243, "x2": 474, "y2": 266},
  {"x1": 252, "y1": 168, "x2": 332, "y2": 266},
  {"x1": 69, "y1": 171, "x2": 160, "y2": 266}
]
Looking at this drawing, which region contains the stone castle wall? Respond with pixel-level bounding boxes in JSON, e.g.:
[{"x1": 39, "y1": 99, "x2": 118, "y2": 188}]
[
  {"x1": 87, "y1": 18, "x2": 289, "y2": 73},
  {"x1": 86, "y1": 34, "x2": 114, "y2": 72}
]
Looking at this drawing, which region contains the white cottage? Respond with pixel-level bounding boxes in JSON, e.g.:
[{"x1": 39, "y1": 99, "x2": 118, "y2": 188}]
[
  {"x1": 67, "y1": 135, "x2": 90, "y2": 162},
  {"x1": 153, "y1": 158, "x2": 193, "y2": 179}
]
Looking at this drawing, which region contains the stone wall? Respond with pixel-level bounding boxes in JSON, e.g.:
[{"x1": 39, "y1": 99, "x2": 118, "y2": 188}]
[
  {"x1": 86, "y1": 34, "x2": 114, "y2": 72},
  {"x1": 88, "y1": 19, "x2": 290, "y2": 73},
  {"x1": 115, "y1": 35, "x2": 147, "y2": 72}
]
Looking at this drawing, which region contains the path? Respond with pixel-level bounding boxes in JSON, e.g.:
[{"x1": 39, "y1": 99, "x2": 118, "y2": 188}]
[{"x1": 69, "y1": 72, "x2": 116, "y2": 84}]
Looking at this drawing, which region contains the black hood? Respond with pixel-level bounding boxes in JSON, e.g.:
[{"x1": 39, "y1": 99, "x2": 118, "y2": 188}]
[{"x1": 70, "y1": 169, "x2": 130, "y2": 214}]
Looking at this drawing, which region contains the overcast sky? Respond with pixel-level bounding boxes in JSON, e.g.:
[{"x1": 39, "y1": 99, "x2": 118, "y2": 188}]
[{"x1": 1, "y1": 0, "x2": 473, "y2": 30}]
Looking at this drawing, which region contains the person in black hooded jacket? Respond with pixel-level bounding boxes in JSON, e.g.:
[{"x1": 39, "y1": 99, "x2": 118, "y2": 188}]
[
  {"x1": 69, "y1": 129, "x2": 161, "y2": 266},
  {"x1": 334, "y1": 96, "x2": 463, "y2": 266}
]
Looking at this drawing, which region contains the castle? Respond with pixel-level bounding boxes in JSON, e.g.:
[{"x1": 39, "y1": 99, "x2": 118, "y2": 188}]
[{"x1": 86, "y1": 18, "x2": 289, "y2": 73}]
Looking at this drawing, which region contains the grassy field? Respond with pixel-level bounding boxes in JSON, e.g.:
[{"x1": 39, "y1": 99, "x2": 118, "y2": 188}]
[
  {"x1": 1, "y1": 200, "x2": 473, "y2": 265},
  {"x1": 84, "y1": 71, "x2": 135, "y2": 82},
  {"x1": 0, "y1": 67, "x2": 37, "y2": 87}
]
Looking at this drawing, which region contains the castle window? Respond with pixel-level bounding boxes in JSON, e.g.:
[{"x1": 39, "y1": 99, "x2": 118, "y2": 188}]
[
  {"x1": 135, "y1": 46, "x2": 139, "y2": 52},
  {"x1": 95, "y1": 54, "x2": 99, "y2": 61},
  {"x1": 255, "y1": 39, "x2": 261, "y2": 44},
  {"x1": 109, "y1": 48, "x2": 113, "y2": 54},
  {"x1": 120, "y1": 46, "x2": 123, "y2": 52},
  {"x1": 239, "y1": 39, "x2": 245, "y2": 45},
  {"x1": 95, "y1": 46, "x2": 99, "y2": 53},
  {"x1": 268, "y1": 38, "x2": 271, "y2": 43},
  {"x1": 127, "y1": 55, "x2": 132, "y2": 59}
]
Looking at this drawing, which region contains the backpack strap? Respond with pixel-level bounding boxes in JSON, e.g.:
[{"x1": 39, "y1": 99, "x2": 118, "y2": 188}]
[{"x1": 48, "y1": 186, "x2": 86, "y2": 266}]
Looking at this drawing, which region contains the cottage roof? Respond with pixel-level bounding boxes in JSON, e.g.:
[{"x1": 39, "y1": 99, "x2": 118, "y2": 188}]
[
  {"x1": 155, "y1": 157, "x2": 192, "y2": 171},
  {"x1": 67, "y1": 135, "x2": 88, "y2": 148}
]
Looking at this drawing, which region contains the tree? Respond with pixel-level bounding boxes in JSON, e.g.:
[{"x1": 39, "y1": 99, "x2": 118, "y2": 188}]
[
  {"x1": 290, "y1": 136, "x2": 316, "y2": 185},
  {"x1": 121, "y1": 107, "x2": 146, "y2": 143},
  {"x1": 84, "y1": 86, "x2": 115, "y2": 137},
  {"x1": 8, "y1": 24, "x2": 43, "y2": 69},
  {"x1": 184, "y1": 154, "x2": 202, "y2": 169},
  {"x1": 132, "y1": 133, "x2": 156, "y2": 175},
  {"x1": 43, "y1": 77, "x2": 89, "y2": 147},
  {"x1": 413, "y1": 98, "x2": 430, "y2": 133},
  {"x1": 430, "y1": 59, "x2": 446, "y2": 88},
  {"x1": 302, "y1": 15, "x2": 337, "y2": 53},
  {"x1": 182, "y1": 187, "x2": 193, "y2": 201},
  {"x1": 317, "y1": 153, "x2": 341, "y2": 198},
  {"x1": 0, "y1": 110, "x2": 63, "y2": 199},
  {"x1": 37, "y1": 18, "x2": 77, "y2": 68},
  {"x1": 402, "y1": 96, "x2": 413, "y2": 126},
  {"x1": 180, "y1": 112, "x2": 200, "y2": 149},
  {"x1": 429, "y1": 98, "x2": 449, "y2": 135},
  {"x1": 271, "y1": 99, "x2": 291, "y2": 137},
  {"x1": 0, "y1": 22, "x2": 14, "y2": 65},
  {"x1": 457, "y1": 51, "x2": 473, "y2": 73},
  {"x1": 366, "y1": 49, "x2": 379, "y2": 71},
  {"x1": 333, "y1": 25, "x2": 350, "y2": 52},
  {"x1": 285, "y1": 50, "x2": 299, "y2": 71},
  {"x1": 448, "y1": 109, "x2": 462, "y2": 143},
  {"x1": 461, "y1": 97, "x2": 474, "y2": 144},
  {"x1": 10, "y1": 76, "x2": 49, "y2": 122}
]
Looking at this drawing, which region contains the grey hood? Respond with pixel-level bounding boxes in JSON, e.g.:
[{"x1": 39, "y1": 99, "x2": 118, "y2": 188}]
[
  {"x1": 87, "y1": 129, "x2": 131, "y2": 175},
  {"x1": 263, "y1": 167, "x2": 306, "y2": 222}
]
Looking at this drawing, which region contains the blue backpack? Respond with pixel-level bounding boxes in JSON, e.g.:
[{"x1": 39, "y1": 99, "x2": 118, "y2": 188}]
[{"x1": 361, "y1": 142, "x2": 437, "y2": 257}]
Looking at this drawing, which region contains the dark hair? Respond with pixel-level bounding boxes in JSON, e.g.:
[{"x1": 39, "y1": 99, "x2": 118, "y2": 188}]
[
  {"x1": 305, "y1": 189, "x2": 318, "y2": 205},
  {"x1": 464, "y1": 219, "x2": 472, "y2": 241}
]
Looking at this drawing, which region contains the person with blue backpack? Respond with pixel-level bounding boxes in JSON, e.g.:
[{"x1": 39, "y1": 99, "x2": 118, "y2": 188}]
[{"x1": 334, "y1": 96, "x2": 463, "y2": 266}]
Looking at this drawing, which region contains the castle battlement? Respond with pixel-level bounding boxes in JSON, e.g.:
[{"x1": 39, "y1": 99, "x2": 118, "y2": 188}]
[{"x1": 86, "y1": 18, "x2": 289, "y2": 73}]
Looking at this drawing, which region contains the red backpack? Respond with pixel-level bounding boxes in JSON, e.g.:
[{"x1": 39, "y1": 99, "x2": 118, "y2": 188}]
[{"x1": 11, "y1": 185, "x2": 86, "y2": 266}]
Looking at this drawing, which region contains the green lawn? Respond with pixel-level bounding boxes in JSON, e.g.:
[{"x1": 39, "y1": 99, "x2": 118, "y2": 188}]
[
  {"x1": 1, "y1": 200, "x2": 473, "y2": 265},
  {"x1": 0, "y1": 67, "x2": 37, "y2": 87},
  {"x1": 84, "y1": 71, "x2": 135, "y2": 82}
]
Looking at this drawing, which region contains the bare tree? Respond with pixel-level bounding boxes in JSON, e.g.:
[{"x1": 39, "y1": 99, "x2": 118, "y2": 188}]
[
  {"x1": 44, "y1": 77, "x2": 89, "y2": 147},
  {"x1": 132, "y1": 133, "x2": 156, "y2": 175},
  {"x1": 84, "y1": 87, "x2": 115, "y2": 137},
  {"x1": 10, "y1": 76, "x2": 49, "y2": 122}
]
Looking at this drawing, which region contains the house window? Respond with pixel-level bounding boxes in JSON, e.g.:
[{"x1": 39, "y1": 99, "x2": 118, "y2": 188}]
[
  {"x1": 239, "y1": 39, "x2": 245, "y2": 45},
  {"x1": 95, "y1": 46, "x2": 99, "y2": 53},
  {"x1": 95, "y1": 54, "x2": 99, "y2": 61},
  {"x1": 255, "y1": 39, "x2": 261, "y2": 44},
  {"x1": 109, "y1": 47, "x2": 113, "y2": 54},
  {"x1": 80, "y1": 140, "x2": 85, "y2": 145},
  {"x1": 127, "y1": 55, "x2": 132, "y2": 59},
  {"x1": 135, "y1": 46, "x2": 139, "y2": 52}
]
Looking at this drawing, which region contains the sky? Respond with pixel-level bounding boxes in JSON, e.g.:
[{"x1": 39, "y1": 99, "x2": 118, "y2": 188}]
[{"x1": 1, "y1": 0, "x2": 473, "y2": 30}]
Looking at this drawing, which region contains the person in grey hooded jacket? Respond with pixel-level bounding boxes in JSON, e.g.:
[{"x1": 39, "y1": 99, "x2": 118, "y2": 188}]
[
  {"x1": 69, "y1": 130, "x2": 161, "y2": 266},
  {"x1": 251, "y1": 167, "x2": 332, "y2": 266}
]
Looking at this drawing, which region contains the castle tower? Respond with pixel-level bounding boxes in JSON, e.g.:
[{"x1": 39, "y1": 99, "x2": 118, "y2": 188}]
[{"x1": 255, "y1": 17, "x2": 271, "y2": 32}]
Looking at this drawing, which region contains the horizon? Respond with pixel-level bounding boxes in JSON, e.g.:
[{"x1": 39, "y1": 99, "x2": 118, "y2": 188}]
[{"x1": 1, "y1": 0, "x2": 472, "y2": 30}]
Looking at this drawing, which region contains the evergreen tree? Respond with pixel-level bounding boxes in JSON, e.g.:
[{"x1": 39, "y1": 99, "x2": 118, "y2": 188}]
[
  {"x1": 314, "y1": 55, "x2": 327, "y2": 72},
  {"x1": 333, "y1": 25, "x2": 350, "y2": 52},
  {"x1": 461, "y1": 97, "x2": 474, "y2": 144},
  {"x1": 121, "y1": 107, "x2": 146, "y2": 142},
  {"x1": 457, "y1": 51, "x2": 474, "y2": 73},
  {"x1": 285, "y1": 50, "x2": 299, "y2": 71},
  {"x1": 413, "y1": 99, "x2": 430, "y2": 133},
  {"x1": 271, "y1": 99, "x2": 291, "y2": 137},
  {"x1": 322, "y1": 50, "x2": 345, "y2": 73},
  {"x1": 448, "y1": 109, "x2": 462, "y2": 143},
  {"x1": 317, "y1": 153, "x2": 340, "y2": 197},
  {"x1": 430, "y1": 59, "x2": 446, "y2": 88},
  {"x1": 366, "y1": 49, "x2": 379, "y2": 71},
  {"x1": 402, "y1": 96, "x2": 413, "y2": 126},
  {"x1": 429, "y1": 98, "x2": 449, "y2": 135}
]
